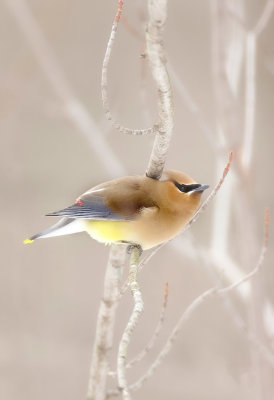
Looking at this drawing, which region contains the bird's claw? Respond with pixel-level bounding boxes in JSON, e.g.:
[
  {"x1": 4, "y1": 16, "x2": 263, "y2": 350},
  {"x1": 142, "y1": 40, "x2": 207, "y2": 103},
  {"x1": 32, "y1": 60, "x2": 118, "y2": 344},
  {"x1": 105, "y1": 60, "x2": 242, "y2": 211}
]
[{"x1": 126, "y1": 243, "x2": 143, "y2": 256}]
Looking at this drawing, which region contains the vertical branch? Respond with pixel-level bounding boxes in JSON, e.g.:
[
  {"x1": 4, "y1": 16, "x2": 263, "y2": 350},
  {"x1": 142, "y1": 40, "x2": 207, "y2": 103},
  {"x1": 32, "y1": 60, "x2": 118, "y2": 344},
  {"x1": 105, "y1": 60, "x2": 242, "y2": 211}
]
[
  {"x1": 87, "y1": 244, "x2": 127, "y2": 400},
  {"x1": 145, "y1": 0, "x2": 174, "y2": 179},
  {"x1": 117, "y1": 246, "x2": 143, "y2": 400}
]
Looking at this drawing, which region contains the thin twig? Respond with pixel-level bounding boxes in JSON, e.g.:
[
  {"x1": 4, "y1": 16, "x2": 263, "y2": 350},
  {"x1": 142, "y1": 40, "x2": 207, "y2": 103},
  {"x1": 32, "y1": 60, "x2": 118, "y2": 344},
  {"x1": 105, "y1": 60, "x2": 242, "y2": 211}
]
[
  {"x1": 126, "y1": 282, "x2": 168, "y2": 370},
  {"x1": 117, "y1": 246, "x2": 144, "y2": 400},
  {"x1": 109, "y1": 282, "x2": 169, "y2": 378},
  {"x1": 186, "y1": 151, "x2": 233, "y2": 228},
  {"x1": 102, "y1": 0, "x2": 158, "y2": 136}
]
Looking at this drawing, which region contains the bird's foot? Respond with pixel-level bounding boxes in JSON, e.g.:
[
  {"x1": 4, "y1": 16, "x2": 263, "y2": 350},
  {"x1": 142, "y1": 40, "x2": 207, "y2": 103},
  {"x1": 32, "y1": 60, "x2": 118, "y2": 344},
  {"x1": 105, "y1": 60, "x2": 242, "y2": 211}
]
[{"x1": 126, "y1": 243, "x2": 143, "y2": 256}]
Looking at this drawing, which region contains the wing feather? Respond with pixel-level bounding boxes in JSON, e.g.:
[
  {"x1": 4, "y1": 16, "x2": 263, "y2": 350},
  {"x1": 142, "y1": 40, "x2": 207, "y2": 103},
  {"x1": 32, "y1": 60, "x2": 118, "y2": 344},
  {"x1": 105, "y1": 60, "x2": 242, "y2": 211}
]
[
  {"x1": 46, "y1": 176, "x2": 156, "y2": 221},
  {"x1": 46, "y1": 198, "x2": 128, "y2": 220}
]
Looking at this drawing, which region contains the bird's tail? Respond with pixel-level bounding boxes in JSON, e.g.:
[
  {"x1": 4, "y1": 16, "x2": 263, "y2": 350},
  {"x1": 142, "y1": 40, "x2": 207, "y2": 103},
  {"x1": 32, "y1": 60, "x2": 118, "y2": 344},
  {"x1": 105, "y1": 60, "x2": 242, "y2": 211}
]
[{"x1": 24, "y1": 218, "x2": 84, "y2": 244}]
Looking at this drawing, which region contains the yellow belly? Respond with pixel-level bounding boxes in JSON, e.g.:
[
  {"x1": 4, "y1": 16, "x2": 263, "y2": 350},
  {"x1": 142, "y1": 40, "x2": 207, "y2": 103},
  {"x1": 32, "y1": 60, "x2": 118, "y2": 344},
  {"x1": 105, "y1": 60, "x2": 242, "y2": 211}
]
[
  {"x1": 84, "y1": 220, "x2": 129, "y2": 245},
  {"x1": 83, "y1": 212, "x2": 185, "y2": 250}
]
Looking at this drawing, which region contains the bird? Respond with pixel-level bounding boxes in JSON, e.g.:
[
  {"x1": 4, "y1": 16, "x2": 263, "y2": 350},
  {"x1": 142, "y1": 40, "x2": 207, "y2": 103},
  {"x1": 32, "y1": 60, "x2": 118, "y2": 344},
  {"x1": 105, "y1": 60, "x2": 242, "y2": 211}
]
[{"x1": 24, "y1": 170, "x2": 209, "y2": 250}]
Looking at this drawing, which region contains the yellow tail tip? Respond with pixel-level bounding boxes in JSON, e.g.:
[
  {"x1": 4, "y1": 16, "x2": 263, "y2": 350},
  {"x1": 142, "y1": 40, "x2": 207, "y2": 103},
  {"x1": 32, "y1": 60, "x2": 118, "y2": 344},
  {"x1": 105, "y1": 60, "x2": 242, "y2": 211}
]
[{"x1": 24, "y1": 238, "x2": 34, "y2": 244}]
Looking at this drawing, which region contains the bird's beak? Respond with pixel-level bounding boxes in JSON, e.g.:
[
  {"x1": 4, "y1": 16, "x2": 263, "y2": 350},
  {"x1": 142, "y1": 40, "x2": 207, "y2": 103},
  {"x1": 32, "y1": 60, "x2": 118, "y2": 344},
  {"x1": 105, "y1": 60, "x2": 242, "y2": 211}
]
[{"x1": 190, "y1": 184, "x2": 209, "y2": 193}]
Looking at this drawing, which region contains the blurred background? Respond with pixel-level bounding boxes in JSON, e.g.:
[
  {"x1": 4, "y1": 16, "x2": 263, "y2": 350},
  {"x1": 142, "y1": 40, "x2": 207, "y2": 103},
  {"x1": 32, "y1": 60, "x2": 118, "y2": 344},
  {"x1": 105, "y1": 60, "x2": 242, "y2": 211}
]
[{"x1": 1, "y1": 0, "x2": 274, "y2": 399}]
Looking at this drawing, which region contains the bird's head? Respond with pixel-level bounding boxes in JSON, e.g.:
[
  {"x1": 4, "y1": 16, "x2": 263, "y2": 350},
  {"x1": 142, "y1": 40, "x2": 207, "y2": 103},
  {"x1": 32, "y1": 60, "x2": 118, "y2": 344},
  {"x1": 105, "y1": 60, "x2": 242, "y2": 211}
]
[{"x1": 158, "y1": 170, "x2": 209, "y2": 215}]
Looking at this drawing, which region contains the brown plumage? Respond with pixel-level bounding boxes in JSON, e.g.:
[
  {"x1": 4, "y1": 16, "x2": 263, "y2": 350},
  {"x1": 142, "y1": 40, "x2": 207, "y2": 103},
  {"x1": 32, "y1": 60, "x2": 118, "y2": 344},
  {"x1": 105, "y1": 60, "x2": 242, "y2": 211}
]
[{"x1": 24, "y1": 170, "x2": 209, "y2": 250}]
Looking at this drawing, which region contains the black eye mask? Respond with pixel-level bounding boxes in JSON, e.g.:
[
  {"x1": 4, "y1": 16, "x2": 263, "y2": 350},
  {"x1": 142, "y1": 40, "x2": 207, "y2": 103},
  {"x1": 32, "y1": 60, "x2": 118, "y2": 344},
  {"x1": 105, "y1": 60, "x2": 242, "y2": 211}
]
[{"x1": 173, "y1": 182, "x2": 202, "y2": 193}]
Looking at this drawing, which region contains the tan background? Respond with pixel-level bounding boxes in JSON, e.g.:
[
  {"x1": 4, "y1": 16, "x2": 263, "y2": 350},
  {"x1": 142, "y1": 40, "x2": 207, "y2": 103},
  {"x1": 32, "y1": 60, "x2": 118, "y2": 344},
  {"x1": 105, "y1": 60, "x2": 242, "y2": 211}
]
[{"x1": 1, "y1": 0, "x2": 274, "y2": 399}]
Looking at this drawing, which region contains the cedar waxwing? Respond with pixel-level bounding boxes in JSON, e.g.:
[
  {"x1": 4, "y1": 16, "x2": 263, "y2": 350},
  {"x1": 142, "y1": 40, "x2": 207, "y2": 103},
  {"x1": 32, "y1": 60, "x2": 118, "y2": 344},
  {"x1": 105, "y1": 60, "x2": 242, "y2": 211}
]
[{"x1": 24, "y1": 170, "x2": 209, "y2": 250}]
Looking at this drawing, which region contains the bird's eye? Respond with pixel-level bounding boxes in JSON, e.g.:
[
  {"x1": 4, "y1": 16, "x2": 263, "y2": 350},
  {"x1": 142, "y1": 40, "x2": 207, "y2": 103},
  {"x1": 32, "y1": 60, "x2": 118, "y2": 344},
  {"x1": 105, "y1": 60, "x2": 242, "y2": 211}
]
[{"x1": 173, "y1": 181, "x2": 201, "y2": 193}]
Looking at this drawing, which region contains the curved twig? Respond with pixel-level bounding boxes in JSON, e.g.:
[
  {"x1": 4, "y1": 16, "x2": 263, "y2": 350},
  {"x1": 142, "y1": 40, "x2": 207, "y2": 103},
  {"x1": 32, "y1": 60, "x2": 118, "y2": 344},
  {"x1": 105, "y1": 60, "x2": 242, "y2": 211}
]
[{"x1": 102, "y1": 0, "x2": 159, "y2": 136}]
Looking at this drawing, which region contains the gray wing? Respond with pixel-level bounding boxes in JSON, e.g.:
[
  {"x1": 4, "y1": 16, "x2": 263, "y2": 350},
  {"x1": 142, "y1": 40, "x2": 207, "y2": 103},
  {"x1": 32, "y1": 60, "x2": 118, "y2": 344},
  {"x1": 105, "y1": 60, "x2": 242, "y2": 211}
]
[{"x1": 46, "y1": 196, "x2": 128, "y2": 220}]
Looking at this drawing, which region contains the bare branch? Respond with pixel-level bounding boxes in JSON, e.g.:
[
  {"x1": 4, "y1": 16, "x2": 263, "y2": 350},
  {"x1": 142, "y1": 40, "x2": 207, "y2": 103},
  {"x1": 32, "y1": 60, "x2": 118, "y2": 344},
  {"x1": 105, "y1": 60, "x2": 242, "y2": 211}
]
[
  {"x1": 117, "y1": 246, "x2": 144, "y2": 400},
  {"x1": 183, "y1": 151, "x2": 233, "y2": 229},
  {"x1": 145, "y1": 0, "x2": 174, "y2": 179},
  {"x1": 87, "y1": 244, "x2": 127, "y2": 400},
  {"x1": 102, "y1": 0, "x2": 158, "y2": 136},
  {"x1": 127, "y1": 282, "x2": 168, "y2": 370}
]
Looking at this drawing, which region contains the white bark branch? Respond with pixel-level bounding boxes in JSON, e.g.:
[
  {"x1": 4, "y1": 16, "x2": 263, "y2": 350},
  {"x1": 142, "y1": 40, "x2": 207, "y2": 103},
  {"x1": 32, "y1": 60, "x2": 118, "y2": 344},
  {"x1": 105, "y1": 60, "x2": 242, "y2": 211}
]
[
  {"x1": 87, "y1": 244, "x2": 127, "y2": 400},
  {"x1": 117, "y1": 246, "x2": 144, "y2": 400},
  {"x1": 145, "y1": 0, "x2": 174, "y2": 179}
]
